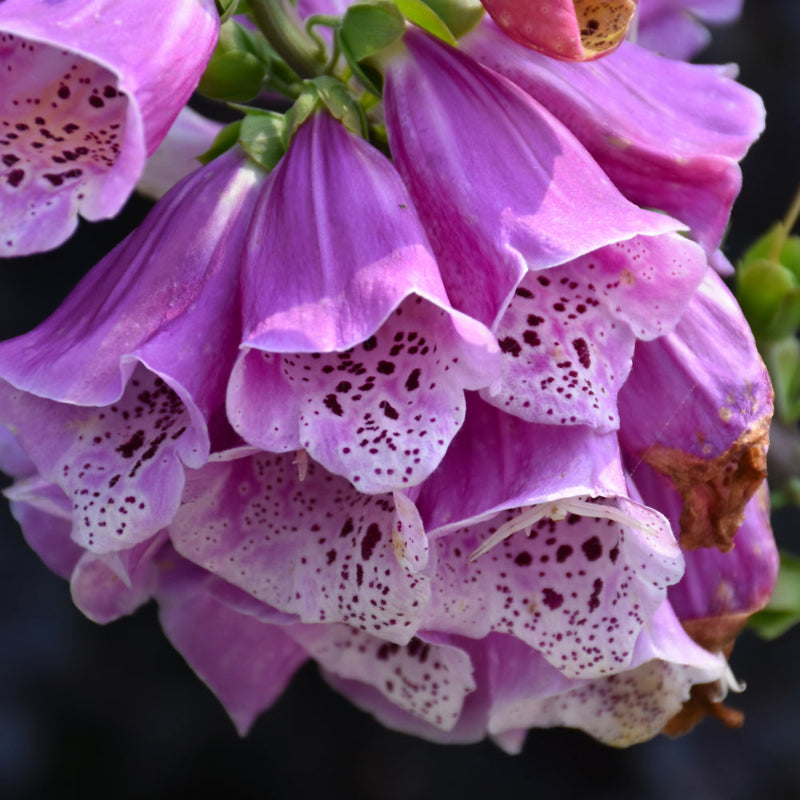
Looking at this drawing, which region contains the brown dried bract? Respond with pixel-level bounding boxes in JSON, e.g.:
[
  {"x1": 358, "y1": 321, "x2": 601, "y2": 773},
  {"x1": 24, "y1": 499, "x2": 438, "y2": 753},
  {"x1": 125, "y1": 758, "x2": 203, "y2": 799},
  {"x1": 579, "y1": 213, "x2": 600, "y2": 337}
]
[
  {"x1": 645, "y1": 415, "x2": 770, "y2": 552},
  {"x1": 574, "y1": 0, "x2": 637, "y2": 57},
  {"x1": 662, "y1": 681, "x2": 744, "y2": 737}
]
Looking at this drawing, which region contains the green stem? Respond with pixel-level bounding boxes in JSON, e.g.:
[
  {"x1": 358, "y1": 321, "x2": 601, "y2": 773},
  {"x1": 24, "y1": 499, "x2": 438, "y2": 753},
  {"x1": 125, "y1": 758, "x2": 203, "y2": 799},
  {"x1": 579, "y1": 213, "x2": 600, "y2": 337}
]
[
  {"x1": 769, "y1": 183, "x2": 800, "y2": 262},
  {"x1": 250, "y1": 0, "x2": 326, "y2": 79}
]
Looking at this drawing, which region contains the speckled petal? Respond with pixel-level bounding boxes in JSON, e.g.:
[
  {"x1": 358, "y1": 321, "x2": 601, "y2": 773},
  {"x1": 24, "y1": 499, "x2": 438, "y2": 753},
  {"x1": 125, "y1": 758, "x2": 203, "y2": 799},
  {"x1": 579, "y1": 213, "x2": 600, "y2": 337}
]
[
  {"x1": 425, "y1": 492, "x2": 682, "y2": 679},
  {"x1": 618, "y1": 269, "x2": 772, "y2": 551},
  {"x1": 480, "y1": 233, "x2": 705, "y2": 430},
  {"x1": 289, "y1": 624, "x2": 476, "y2": 732},
  {"x1": 384, "y1": 29, "x2": 681, "y2": 330},
  {"x1": 169, "y1": 452, "x2": 431, "y2": 644},
  {"x1": 0, "y1": 0, "x2": 219, "y2": 255},
  {"x1": 487, "y1": 602, "x2": 725, "y2": 746},
  {"x1": 0, "y1": 151, "x2": 264, "y2": 552},
  {"x1": 157, "y1": 552, "x2": 308, "y2": 735},
  {"x1": 478, "y1": 0, "x2": 636, "y2": 61},
  {"x1": 464, "y1": 27, "x2": 763, "y2": 253}
]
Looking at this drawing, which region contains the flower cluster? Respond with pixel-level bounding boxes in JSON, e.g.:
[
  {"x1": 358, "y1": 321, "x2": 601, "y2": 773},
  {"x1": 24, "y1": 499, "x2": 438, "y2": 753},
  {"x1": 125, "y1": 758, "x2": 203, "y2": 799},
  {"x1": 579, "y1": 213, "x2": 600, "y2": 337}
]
[{"x1": 0, "y1": 0, "x2": 777, "y2": 749}]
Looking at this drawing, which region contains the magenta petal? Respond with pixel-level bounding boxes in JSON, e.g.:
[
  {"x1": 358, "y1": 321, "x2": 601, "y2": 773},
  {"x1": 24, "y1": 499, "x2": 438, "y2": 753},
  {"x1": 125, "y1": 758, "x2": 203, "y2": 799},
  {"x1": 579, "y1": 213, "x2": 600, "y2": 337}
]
[
  {"x1": 170, "y1": 453, "x2": 431, "y2": 643},
  {"x1": 384, "y1": 29, "x2": 681, "y2": 330},
  {"x1": 416, "y1": 394, "x2": 627, "y2": 533},
  {"x1": 70, "y1": 532, "x2": 167, "y2": 624},
  {"x1": 4, "y1": 474, "x2": 81, "y2": 579},
  {"x1": 618, "y1": 269, "x2": 772, "y2": 550},
  {"x1": 157, "y1": 553, "x2": 308, "y2": 735},
  {"x1": 289, "y1": 624, "x2": 476, "y2": 732},
  {"x1": 464, "y1": 28, "x2": 764, "y2": 253},
  {"x1": 0, "y1": 0, "x2": 219, "y2": 255}
]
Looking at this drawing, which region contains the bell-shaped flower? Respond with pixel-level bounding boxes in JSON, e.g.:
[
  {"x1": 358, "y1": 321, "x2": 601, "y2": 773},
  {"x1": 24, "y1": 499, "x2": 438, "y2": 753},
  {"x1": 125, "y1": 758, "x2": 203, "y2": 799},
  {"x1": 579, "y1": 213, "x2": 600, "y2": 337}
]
[
  {"x1": 169, "y1": 448, "x2": 432, "y2": 644},
  {"x1": 477, "y1": 0, "x2": 638, "y2": 61},
  {"x1": 415, "y1": 395, "x2": 686, "y2": 681},
  {"x1": 383, "y1": 29, "x2": 697, "y2": 333},
  {"x1": 227, "y1": 111, "x2": 500, "y2": 494},
  {"x1": 0, "y1": 0, "x2": 219, "y2": 256},
  {"x1": 618, "y1": 269, "x2": 772, "y2": 551},
  {"x1": 636, "y1": 0, "x2": 744, "y2": 60},
  {"x1": 462, "y1": 24, "x2": 764, "y2": 254},
  {"x1": 0, "y1": 148, "x2": 266, "y2": 555}
]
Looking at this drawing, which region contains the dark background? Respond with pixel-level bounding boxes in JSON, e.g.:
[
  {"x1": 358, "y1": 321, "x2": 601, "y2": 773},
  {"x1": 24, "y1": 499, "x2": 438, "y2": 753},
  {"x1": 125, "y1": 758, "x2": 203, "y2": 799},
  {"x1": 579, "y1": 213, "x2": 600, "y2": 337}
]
[{"x1": 2, "y1": 2, "x2": 799, "y2": 798}]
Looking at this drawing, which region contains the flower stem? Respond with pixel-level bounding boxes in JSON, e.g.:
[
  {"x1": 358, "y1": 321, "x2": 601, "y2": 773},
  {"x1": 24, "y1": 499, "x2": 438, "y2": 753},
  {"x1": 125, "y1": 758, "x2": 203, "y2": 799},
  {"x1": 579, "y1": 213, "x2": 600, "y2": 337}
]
[{"x1": 769, "y1": 183, "x2": 800, "y2": 262}]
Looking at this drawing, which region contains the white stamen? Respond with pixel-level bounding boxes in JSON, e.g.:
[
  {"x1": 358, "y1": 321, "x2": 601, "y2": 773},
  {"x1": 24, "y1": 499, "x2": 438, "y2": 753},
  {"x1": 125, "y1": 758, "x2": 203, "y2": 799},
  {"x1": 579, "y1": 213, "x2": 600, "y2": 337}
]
[
  {"x1": 467, "y1": 495, "x2": 658, "y2": 563},
  {"x1": 292, "y1": 449, "x2": 309, "y2": 482}
]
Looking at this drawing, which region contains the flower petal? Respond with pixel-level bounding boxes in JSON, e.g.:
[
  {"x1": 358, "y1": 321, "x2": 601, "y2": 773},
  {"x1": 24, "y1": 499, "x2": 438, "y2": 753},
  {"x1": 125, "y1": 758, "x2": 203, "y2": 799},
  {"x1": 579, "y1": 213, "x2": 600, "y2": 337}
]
[
  {"x1": 0, "y1": 0, "x2": 219, "y2": 255},
  {"x1": 618, "y1": 269, "x2": 772, "y2": 550},
  {"x1": 384, "y1": 29, "x2": 681, "y2": 330},
  {"x1": 170, "y1": 453, "x2": 431, "y2": 644},
  {"x1": 464, "y1": 28, "x2": 764, "y2": 253}
]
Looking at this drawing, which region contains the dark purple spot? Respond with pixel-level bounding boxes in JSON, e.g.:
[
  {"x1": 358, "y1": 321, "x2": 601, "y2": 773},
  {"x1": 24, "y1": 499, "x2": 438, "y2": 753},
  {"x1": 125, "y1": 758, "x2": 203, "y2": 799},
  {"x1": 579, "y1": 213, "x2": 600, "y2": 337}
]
[
  {"x1": 380, "y1": 401, "x2": 399, "y2": 420},
  {"x1": 361, "y1": 523, "x2": 381, "y2": 560},
  {"x1": 499, "y1": 336, "x2": 522, "y2": 357},
  {"x1": 339, "y1": 518, "x2": 354, "y2": 538},
  {"x1": 609, "y1": 545, "x2": 620, "y2": 564},
  {"x1": 573, "y1": 338, "x2": 591, "y2": 369},
  {"x1": 88, "y1": 95, "x2": 105, "y2": 108},
  {"x1": 537, "y1": 276, "x2": 550, "y2": 287},
  {"x1": 515, "y1": 287, "x2": 533, "y2": 298},
  {"x1": 556, "y1": 544, "x2": 573, "y2": 563},
  {"x1": 323, "y1": 393, "x2": 343, "y2": 416},
  {"x1": 362, "y1": 336, "x2": 377, "y2": 351},
  {"x1": 377, "y1": 360, "x2": 395, "y2": 375},
  {"x1": 405, "y1": 368, "x2": 420, "y2": 391},
  {"x1": 542, "y1": 588, "x2": 564, "y2": 610},
  {"x1": 2, "y1": 154, "x2": 19, "y2": 166},
  {"x1": 588, "y1": 578, "x2": 603, "y2": 612},
  {"x1": 6, "y1": 169, "x2": 23, "y2": 187},
  {"x1": 356, "y1": 562, "x2": 364, "y2": 587},
  {"x1": 514, "y1": 551, "x2": 532, "y2": 567},
  {"x1": 582, "y1": 536, "x2": 603, "y2": 561},
  {"x1": 116, "y1": 430, "x2": 145, "y2": 458},
  {"x1": 57, "y1": 85, "x2": 70, "y2": 99},
  {"x1": 523, "y1": 330, "x2": 540, "y2": 347},
  {"x1": 335, "y1": 381, "x2": 351, "y2": 393}
]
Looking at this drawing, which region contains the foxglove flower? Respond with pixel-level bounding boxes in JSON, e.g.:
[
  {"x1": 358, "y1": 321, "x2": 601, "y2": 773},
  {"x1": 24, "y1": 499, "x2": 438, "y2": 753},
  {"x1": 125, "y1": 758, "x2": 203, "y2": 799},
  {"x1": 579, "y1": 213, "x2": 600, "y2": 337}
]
[
  {"x1": 0, "y1": 0, "x2": 219, "y2": 256},
  {"x1": 461, "y1": 24, "x2": 764, "y2": 254},
  {"x1": 477, "y1": 0, "x2": 638, "y2": 61},
  {"x1": 227, "y1": 111, "x2": 500, "y2": 493},
  {"x1": 0, "y1": 147, "x2": 265, "y2": 555}
]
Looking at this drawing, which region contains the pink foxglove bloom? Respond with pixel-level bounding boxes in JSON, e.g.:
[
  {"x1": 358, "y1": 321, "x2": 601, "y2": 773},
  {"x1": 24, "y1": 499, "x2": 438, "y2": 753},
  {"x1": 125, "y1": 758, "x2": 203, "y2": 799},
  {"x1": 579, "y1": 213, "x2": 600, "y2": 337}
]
[
  {"x1": 0, "y1": 148, "x2": 265, "y2": 555},
  {"x1": 636, "y1": 0, "x2": 744, "y2": 59},
  {"x1": 0, "y1": 0, "x2": 219, "y2": 256},
  {"x1": 477, "y1": 0, "x2": 638, "y2": 61},
  {"x1": 0, "y1": 2, "x2": 776, "y2": 752}
]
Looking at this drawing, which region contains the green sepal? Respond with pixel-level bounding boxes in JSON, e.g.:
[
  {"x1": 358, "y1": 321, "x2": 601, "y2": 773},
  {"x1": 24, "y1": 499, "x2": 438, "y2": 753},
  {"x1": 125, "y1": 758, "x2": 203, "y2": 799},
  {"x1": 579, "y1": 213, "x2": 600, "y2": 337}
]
[
  {"x1": 284, "y1": 77, "x2": 367, "y2": 147},
  {"x1": 197, "y1": 119, "x2": 243, "y2": 165},
  {"x1": 763, "y1": 336, "x2": 800, "y2": 423},
  {"x1": 741, "y1": 224, "x2": 800, "y2": 282},
  {"x1": 736, "y1": 256, "x2": 800, "y2": 340},
  {"x1": 749, "y1": 550, "x2": 800, "y2": 639},
  {"x1": 239, "y1": 110, "x2": 287, "y2": 172},
  {"x1": 197, "y1": 19, "x2": 272, "y2": 102},
  {"x1": 337, "y1": 2, "x2": 405, "y2": 96},
  {"x1": 421, "y1": 0, "x2": 484, "y2": 38},
  {"x1": 215, "y1": 0, "x2": 250, "y2": 24},
  {"x1": 394, "y1": 0, "x2": 457, "y2": 45}
]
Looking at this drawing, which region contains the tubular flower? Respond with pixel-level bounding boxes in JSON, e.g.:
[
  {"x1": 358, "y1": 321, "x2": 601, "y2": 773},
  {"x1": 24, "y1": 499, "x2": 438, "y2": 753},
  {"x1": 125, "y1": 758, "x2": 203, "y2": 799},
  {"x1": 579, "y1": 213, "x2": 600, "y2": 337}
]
[
  {"x1": 477, "y1": 0, "x2": 638, "y2": 61},
  {"x1": 0, "y1": 147, "x2": 265, "y2": 555},
  {"x1": 0, "y1": 0, "x2": 776, "y2": 752},
  {"x1": 0, "y1": 0, "x2": 219, "y2": 256}
]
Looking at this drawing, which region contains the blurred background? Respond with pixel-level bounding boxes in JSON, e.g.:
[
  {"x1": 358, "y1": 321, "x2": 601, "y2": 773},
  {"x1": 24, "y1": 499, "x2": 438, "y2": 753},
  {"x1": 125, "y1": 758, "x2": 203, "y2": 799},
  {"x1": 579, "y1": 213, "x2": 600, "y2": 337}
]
[{"x1": 2, "y1": 1, "x2": 799, "y2": 798}]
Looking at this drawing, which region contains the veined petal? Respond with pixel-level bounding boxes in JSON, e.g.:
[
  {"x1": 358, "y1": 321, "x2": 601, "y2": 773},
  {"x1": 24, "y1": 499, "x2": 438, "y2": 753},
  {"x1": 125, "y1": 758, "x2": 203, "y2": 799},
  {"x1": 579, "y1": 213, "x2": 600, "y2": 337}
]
[
  {"x1": 479, "y1": 0, "x2": 637, "y2": 61},
  {"x1": 229, "y1": 113, "x2": 499, "y2": 494},
  {"x1": 481, "y1": 234, "x2": 706, "y2": 431},
  {"x1": 289, "y1": 624, "x2": 476, "y2": 732},
  {"x1": 384, "y1": 29, "x2": 682, "y2": 330},
  {"x1": 463, "y1": 27, "x2": 764, "y2": 253},
  {"x1": 618, "y1": 269, "x2": 772, "y2": 550},
  {"x1": 0, "y1": 149, "x2": 265, "y2": 553},
  {"x1": 169, "y1": 452, "x2": 431, "y2": 644},
  {"x1": 0, "y1": 0, "x2": 219, "y2": 255},
  {"x1": 156, "y1": 551, "x2": 308, "y2": 735}
]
